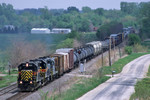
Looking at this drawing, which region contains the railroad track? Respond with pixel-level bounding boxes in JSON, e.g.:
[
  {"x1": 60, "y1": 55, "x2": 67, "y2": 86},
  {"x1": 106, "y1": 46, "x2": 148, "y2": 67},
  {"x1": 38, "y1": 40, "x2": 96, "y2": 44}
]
[
  {"x1": 0, "y1": 84, "x2": 18, "y2": 96},
  {"x1": 6, "y1": 92, "x2": 32, "y2": 100}
]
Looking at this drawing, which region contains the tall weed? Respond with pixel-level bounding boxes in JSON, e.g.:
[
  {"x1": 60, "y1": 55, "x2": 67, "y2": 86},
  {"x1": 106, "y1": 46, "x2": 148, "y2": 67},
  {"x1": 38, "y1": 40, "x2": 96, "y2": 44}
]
[{"x1": 133, "y1": 44, "x2": 148, "y2": 53}]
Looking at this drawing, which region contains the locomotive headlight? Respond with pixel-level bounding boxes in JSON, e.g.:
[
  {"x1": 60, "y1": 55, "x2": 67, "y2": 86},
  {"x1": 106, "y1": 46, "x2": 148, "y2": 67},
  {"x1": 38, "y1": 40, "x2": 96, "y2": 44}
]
[
  {"x1": 20, "y1": 81, "x2": 23, "y2": 84},
  {"x1": 26, "y1": 63, "x2": 29, "y2": 67},
  {"x1": 30, "y1": 81, "x2": 33, "y2": 84}
]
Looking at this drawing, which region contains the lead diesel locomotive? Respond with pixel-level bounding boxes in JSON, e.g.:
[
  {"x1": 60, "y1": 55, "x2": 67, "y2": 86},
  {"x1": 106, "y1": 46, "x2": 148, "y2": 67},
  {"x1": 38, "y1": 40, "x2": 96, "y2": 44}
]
[{"x1": 18, "y1": 57, "x2": 59, "y2": 91}]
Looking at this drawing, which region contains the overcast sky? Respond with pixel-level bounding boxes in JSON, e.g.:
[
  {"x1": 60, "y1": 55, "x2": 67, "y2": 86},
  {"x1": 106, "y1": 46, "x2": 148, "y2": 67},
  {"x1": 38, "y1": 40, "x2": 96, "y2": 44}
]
[{"x1": 0, "y1": 0, "x2": 150, "y2": 10}]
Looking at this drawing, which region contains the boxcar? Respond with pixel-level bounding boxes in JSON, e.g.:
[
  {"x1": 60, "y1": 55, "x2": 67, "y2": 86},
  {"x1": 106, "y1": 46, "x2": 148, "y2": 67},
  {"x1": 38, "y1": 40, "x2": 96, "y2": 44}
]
[
  {"x1": 50, "y1": 54, "x2": 64, "y2": 76},
  {"x1": 56, "y1": 48, "x2": 74, "y2": 70},
  {"x1": 56, "y1": 52, "x2": 69, "y2": 72}
]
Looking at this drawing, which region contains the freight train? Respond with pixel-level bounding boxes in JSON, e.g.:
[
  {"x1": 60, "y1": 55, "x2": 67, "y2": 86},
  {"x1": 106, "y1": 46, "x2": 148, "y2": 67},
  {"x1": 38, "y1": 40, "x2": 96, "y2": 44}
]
[{"x1": 17, "y1": 32, "x2": 126, "y2": 91}]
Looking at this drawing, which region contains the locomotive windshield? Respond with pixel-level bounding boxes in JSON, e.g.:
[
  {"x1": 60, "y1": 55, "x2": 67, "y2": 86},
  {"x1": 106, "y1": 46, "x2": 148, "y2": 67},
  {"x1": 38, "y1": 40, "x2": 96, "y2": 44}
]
[
  {"x1": 38, "y1": 61, "x2": 46, "y2": 69},
  {"x1": 18, "y1": 63, "x2": 37, "y2": 71}
]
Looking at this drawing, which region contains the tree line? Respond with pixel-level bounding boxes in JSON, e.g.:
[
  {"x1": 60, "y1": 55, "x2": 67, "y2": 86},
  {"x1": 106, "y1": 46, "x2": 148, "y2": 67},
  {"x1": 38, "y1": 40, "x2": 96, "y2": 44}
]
[
  {"x1": 0, "y1": 2, "x2": 150, "y2": 39},
  {"x1": 0, "y1": 3, "x2": 137, "y2": 33}
]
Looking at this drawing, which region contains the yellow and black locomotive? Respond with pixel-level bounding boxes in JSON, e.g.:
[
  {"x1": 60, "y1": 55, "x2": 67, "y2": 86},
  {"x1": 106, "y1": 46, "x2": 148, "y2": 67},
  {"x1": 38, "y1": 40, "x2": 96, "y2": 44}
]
[{"x1": 18, "y1": 57, "x2": 58, "y2": 91}]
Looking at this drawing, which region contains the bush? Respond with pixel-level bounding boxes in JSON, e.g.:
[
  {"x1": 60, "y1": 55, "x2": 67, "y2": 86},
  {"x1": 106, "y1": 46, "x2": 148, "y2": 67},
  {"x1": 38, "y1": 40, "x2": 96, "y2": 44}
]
[
  {"x1": 128, "y1": 34, "x2": 141, "y2": 46},
  {"x1": 125, "y1": 46, "x2": 132, "y2": 55},
  {"x1": 67, "y1": 31, "x2": 79, "y2": 39},
  {"x1": 56, "y1": 38, "x2": 74, "y2": 49}
]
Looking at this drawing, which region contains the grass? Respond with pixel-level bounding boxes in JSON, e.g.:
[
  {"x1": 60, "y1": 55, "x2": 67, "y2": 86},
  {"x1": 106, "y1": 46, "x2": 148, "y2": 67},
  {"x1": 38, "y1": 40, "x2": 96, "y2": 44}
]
[
  {"x1": 1, "y1": 68, "x2": 18, "y2": 74},
  {"x1": 147, "y1": 65, "x2": 150, "y2": 77},
  {"x1": 130, "y1": 66, "x2": 150, "y2": 100},
  {"x1": 100, "y1": 52, "x2": 149, "y2": 75},
  {"x1": 49, "y1": 76, "x2": 110, "y2": 100},
  {"x1": 0, "y1": 75, "x2": 17, "y2": 88},
  {"x1": 141, "y1": 40, "x2": 150, "y2": 49}
]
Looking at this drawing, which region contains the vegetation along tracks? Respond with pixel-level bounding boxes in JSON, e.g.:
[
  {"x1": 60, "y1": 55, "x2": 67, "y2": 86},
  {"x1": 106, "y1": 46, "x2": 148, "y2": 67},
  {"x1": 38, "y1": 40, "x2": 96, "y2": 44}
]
[{"x1": 0, "y1": 84, "x2": 17, "y2": 96}]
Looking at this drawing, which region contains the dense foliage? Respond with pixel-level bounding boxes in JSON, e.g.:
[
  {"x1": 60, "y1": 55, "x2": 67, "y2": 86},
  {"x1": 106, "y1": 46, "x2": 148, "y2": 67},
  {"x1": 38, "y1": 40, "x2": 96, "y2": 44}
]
[
  {"x1": 120, "y1": 1, "x2": 150, "y2": 39},
  {"x1": 125, "y1": 46, "x2": 132, "y2": 55},
  {"x1": 128, "y1": 34, "x2": 141, "y2": 46},
  {"x1": 1, "y1": 2, "x2": 149, "y2": 40},
  {"x1": 139, "y1": 2, "x2": 150, "y2": 39},
  {"x1": 96, "y1": 21, "x2": 123, "y2": 40},
  {"x1": 0, "y1": 3, "x2": 138, "y2": 35}
]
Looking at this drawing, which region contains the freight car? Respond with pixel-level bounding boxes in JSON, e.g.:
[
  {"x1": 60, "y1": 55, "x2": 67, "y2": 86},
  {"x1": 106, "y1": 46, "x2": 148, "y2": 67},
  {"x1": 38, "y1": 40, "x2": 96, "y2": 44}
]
[
  {"x1": 56, "y1": 48, "x2": 74, "y2": 70},
  {"x1": 86, "y1": 41, "x2": 103, "y2": 56},
  {"x1": 17, "y1": 32, "x2": 126, "y2": 91}
]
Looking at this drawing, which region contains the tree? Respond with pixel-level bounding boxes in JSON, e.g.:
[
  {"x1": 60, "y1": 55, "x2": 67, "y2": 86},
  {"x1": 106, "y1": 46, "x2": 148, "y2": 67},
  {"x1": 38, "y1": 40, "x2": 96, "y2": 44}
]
[
  {"x1": 96, "y1": 21, "x2": 123, "y2": 40},
  {"x1": 79, "y1": 18, "x2": 90, "y2": 32},
  {"x1": 40, "y1": 6, "x2": 52, "y2": 20},
  {"x1": 56, "y1": 38, "x2": 73, "y2": 48},
  {"x1": 67, "y1": 6, "x2": 79, "y2": 13},
  {"x1": 9, "y1": 40, "x2": 47, "y2": 68},
  {"x1": 94, "y1": 8, "x2": 104, "y2": 15},
  {"x1": 0, "y1": 15, "x2": 8, "y2": 27},
  {"x1": 67, "y1": 31, "x2": 78, "y2": 39},
  {"x1": 82, "y1": 6, "x2": 92, "y2": 13},
  {"x1": 128, "y1": 34, "x2": 141, "y2": 46},
  {"x1": 139, "y1": 2, "x2": 150, "y2": 39},
  {"x1": 120, "y1": 2, "x2": 138, "y2": 15}
]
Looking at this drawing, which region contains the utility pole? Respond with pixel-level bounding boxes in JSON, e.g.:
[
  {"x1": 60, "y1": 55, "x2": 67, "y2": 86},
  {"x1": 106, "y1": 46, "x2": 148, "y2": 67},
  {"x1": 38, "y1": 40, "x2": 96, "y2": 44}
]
[
  {"x1": 122, "y1": 32, "x2": 124, "y2": 42},
  {"x1": 109, "y1": 37, "x2": 111, "y2": 66},
  {"x1": 101, "y1": 49, "x2": 103, "y2": 67},
  {"x1": 118, "y1": 46, "x2": 121, "y2": 58},
  {"x1": 8, "y1": 62, "x2": 11, "y2": 75},
  {"x1": 122, "y1": 32, "x2": 125, "y2": 46},
  {"x1": 113, "y1": 38, "x2": 115, "y2": 61}
]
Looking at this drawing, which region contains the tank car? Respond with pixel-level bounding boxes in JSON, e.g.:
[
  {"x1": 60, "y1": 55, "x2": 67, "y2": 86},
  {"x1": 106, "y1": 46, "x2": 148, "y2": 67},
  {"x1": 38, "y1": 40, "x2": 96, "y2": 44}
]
[{"x1": 86, "y1": 41, "x2": 103, "y2": 56}]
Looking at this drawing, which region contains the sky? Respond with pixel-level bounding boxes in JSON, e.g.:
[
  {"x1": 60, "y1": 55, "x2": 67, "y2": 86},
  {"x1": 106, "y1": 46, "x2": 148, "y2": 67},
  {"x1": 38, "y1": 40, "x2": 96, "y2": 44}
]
[{"x1": 0, "y1": 0, "x2": 150, "y2": 10}]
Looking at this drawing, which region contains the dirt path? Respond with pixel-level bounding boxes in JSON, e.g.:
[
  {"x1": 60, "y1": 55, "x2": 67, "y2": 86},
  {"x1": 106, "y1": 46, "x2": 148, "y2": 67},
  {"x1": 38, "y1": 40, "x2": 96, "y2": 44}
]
[
  {"x1": 77, "y1": 54, "x2": 150, "y2": 100},
  {"x1": 0, "y1": 74, "x2": 17, "y2": 76}
]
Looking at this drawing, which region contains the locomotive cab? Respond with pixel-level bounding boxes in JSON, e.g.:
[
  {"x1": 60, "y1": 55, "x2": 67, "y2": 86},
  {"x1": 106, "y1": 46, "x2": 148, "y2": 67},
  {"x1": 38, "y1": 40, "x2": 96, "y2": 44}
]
[
  {"x1": 18, "y1": 62, "x2": 38, "y2": 91},
  {"x1": 38, "y1": 57, "x2": 57, "y2": 81}
]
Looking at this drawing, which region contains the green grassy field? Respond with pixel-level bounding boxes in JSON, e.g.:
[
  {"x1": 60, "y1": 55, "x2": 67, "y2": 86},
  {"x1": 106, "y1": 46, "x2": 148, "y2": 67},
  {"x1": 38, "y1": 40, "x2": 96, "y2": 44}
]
[
  {"x1": 130, "y1": 66, "x2": 150, "y2": 100},
  {"x1": 141, "y1": 40, "x2": 150, "y2": 49},
  {"x1": 0, "y1": 75, "x2": 17, "y2": 88},
  {"x1": 100, "y1": 53, "x2": 150, "y2": 75}
]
